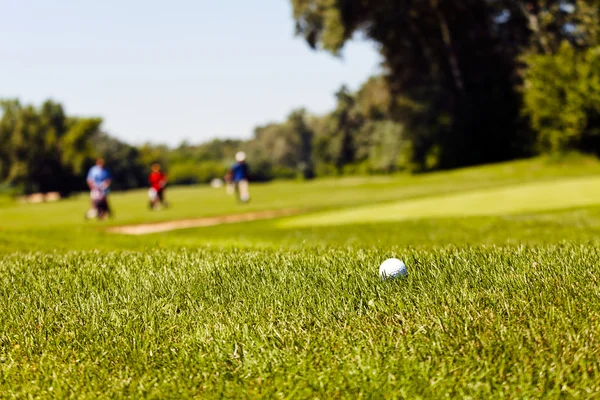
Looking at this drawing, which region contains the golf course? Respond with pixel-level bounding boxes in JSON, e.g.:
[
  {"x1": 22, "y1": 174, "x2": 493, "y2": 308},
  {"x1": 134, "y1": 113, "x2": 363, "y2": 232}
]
[{"x1": 1, "y1": 156, "x2": 600, "y2": 398}]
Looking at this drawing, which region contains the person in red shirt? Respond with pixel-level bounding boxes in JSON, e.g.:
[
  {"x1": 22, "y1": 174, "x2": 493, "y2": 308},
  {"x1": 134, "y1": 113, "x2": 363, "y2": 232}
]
[{"x1": 148, "y1": 163, "x2": 168, "y2": 209}]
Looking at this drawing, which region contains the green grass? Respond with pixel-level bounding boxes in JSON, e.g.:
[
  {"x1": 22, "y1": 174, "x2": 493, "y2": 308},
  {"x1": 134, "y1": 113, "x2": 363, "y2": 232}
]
[
  {"x1": 2, "y1": 247, "x2": 600, "y2": 398},
  {"x1": 281, "y1": 175, "x2": 600, "y2": 227},
  {"x1": 3, "y1": 155, "x2": 600, "y2": 231},
  {"x1": 2, "y1": 156, "x2": 600, "y2": 398},
  {"x1": 0, "y1": 194, "x2": 14, "y2": 208}
]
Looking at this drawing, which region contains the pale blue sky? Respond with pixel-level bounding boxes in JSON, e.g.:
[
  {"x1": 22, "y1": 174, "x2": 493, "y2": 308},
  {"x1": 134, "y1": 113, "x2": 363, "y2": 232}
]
[{"x1": 0, "y1": 0, "x2": 381, "y2": 146}]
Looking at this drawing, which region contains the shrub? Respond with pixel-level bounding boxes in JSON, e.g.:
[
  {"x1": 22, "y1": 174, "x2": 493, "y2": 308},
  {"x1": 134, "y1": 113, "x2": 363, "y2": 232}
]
[{"x1": 524, "y1": 42, "x2": 600, "y2": 154}]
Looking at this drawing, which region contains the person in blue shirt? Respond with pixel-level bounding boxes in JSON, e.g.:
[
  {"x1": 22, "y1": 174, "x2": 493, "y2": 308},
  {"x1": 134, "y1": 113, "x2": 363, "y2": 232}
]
[
  {"x1": 85, "y1": 158, "x2": 112, "y2": 219},
  {"x1": 225, "y1": 151, "x2": 250, "y2": 203}
]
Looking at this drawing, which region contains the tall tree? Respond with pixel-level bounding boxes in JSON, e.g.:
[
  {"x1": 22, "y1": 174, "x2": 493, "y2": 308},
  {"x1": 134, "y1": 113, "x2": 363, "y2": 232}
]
[
  {"x1": 290, "y1": 0, "x2": 551, "y2": 168},
  {"x1": 0, "y1": 100, "x2": 21, "y2": 182},
  {"x1": 90, "y1": 132, "x2": 147, "y2": 190},
  {"x1": 329, "y1": 86, "x2": 362, "y2": 171},
  {"x1": 287, "y1": 109, "x2": 315, "y2": 178}
]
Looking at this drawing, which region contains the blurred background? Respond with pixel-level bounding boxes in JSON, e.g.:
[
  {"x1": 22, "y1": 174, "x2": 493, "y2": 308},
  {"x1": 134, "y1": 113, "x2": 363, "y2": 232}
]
[{"x1": 1, "y1": 0, "x2": 599, "y2": 198}]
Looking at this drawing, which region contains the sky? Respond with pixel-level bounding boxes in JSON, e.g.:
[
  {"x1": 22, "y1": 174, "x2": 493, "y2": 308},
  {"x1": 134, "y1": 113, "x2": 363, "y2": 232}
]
[{"x1": 0, "y1": 0, "x2": 382, "y2": 146}]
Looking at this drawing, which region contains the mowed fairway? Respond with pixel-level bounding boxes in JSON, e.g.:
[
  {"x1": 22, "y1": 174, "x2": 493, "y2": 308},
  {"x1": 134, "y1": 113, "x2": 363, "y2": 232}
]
[
  {"x1": 1, "y1": 157, "x2": 600, "y2": 398},
  {"x1": 281, "y1": 175, "x2": 600, "y2": 227}
]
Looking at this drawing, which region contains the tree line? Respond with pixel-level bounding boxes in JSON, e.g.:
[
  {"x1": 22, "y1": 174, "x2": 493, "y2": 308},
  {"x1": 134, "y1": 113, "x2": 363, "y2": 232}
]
[
  {"x1": 292, "y1": 0, "x2": 600, "y2": 167},
  {"x1": 1, "y1": 0, "x2": 599, "y2": 195}
]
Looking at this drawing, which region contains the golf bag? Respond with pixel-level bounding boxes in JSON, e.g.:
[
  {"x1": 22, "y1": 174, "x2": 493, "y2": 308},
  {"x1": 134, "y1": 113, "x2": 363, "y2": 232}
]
[
  {"x1": 148, "y1": 185, "x2": 168, "y2": 209},
  {"x1": 85, "y1": 189, "x2": 111, "y2": 219}
]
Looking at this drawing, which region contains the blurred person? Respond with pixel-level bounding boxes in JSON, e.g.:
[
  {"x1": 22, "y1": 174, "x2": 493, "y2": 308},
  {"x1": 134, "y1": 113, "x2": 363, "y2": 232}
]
[
  {"x1": 224, "y1": 169, "x2": 235, "y2": 195},
  {"x1": 85, "y1": 158, "x2": 112, "y2": 220},
  {"x1": 148, "y1": 163, "x2": 168, "y2": 209},
  {"x1": 226, "y1": 151, "x2": 250, "y2": 203}
]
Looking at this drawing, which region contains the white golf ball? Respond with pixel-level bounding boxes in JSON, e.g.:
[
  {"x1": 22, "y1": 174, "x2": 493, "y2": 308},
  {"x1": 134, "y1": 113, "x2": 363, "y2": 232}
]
[{"x1": 379, "y1": 258, "x2": 407, "y2": 279}]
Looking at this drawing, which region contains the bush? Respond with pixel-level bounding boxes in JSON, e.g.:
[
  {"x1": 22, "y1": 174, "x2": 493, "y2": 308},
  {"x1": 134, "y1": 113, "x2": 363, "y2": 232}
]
[
  {"x1": 366, "y1": 120, "x2": 404, "y2": 173},
  {"x1": 270, "y1": 165, "x2": 296, "y2": 180},
  {"x1": 168, "y1": 161, "x2": 228, "y2": 185},
  {"x1": 524, "y1": 42, "x2": 600, "y2": 154},
  {"x1": 314, "y1": 163, "x2": 339, "y2": 177},
  {"x1": 342, "y1": 162, "x2": 370, "y2": 176},
  {"x1": 0, "y1": 183, "x2": 21, "y2": 197},
  {"x1": 247, "y1": 159, "x2": 274, "y2": 182}
]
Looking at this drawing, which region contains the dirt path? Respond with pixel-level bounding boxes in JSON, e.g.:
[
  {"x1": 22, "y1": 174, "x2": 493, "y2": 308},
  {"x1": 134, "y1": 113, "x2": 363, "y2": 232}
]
[{"x1": 107, "y1": 208, "x2": 302, "y2": 235}]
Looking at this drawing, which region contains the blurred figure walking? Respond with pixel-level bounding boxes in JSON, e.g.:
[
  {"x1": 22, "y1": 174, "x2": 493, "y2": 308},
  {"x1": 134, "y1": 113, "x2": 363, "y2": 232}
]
[
  {"x1": 85, "y1": 158, "x2": 112, "y2": 220},
  {"x1": 225, "y1": 151, "x2": 250, "y2": 203},
  {"x1": 148, "y1": 163, "x2": 168, "y2": 210}
]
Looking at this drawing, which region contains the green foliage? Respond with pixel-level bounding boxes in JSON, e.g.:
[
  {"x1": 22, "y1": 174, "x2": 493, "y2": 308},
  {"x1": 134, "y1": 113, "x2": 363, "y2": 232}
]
[
  {"x1": 290, "y1": 0, "x2": 600, "y2": 169},
  {"x1": 250, "y1": 109, "x2": 315, "y2": 179},
  {"x1": 4, "y1": 2, "x2": 600, "y2": 197},
  {"x1": 292, "y1": 0, "x2": 537, "y2": 169},
  {"x1": 90, "y1": 133, "x2": 147, "y2": 191},
  {"x1": 306, "y1": 83, "x2": 407, "y2": 175},
  {"x1": 313, "y1": 162, "x2": 338, "y2": 177},
  {"x1": 62, "y1": 118, "x2": 102, "y2": 175},
  {"x1": 524, "y1": 42, "x2": 600, "y2": 153},
  {"x1": 0, "y1": 99, "x2": 103, "y2": 194},
  {"x1": 138, "y1": 143, "x2": 169, "y2": 170},
  {"x1": 168, "y1": 161, "x2": 228, "y2": 185},
  {"x1": 364, "y1": 120, "x2": 405, "y2": 173},
  {"x1": 4, "y1": 0, "x2": 600, "y2": 194}
]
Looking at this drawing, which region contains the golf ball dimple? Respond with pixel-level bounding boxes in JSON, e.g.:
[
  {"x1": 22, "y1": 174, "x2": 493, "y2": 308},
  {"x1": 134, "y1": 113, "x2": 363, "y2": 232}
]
[{"x1": 379, "y1": 258, "x2": 407, "y2": 279}]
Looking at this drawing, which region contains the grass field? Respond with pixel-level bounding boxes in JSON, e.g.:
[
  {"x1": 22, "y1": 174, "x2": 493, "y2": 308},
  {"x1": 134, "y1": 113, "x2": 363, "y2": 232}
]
[{"x1": 2, "y1": 156, "x2": 600, "y2": 398}]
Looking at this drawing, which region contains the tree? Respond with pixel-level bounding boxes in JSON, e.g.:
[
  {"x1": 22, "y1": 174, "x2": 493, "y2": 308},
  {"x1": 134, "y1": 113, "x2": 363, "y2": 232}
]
[
  {"x1": 286, "y1": 109, "x2": 315, "y2": 178},
  {"x1": 363, "y1": 120, "x2": 406, "y2": 173},
  {"x1": 289, "y1": 0, "x2": 561, "y2": 169},
  {"x1": 307, "y1": 113, "x2": 338, "y2": 175},
  {"x1": 1, "y1": 101, "x2": 63, "y2": 193},
  {"x1": 328, "y1": 86, "x2": 362, "y2": 171},
  {"x1": 138, "y1": 143, "x2": 170, "y2": 170},
  {"x1": 90, "y1": 132, "x2": 147, "y2": 190},
  {"x1": 354, "y1": 76, "x2": 392, "y2": 121},
  {"x1": 0, "y1": 100, "x2": 107, "y2": 194},
  {"x1": 252, "y1": 109, "x2": 316, "y2": 179},
  {"x1": 0, "y1": 100, "x2": 21, "y2": 183},
  {"x1": 524, "y1": 42, "x2": 600, "y2": 153},
  {"x1": 62, "y1": 118, "x2": 102, "y2": 175}
]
